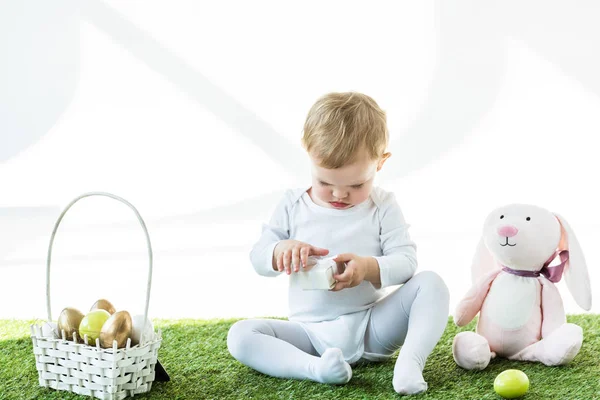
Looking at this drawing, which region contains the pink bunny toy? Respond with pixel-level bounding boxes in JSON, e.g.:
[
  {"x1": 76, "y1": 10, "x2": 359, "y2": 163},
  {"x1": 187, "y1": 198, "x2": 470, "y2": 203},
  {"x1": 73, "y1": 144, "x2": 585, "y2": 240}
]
[{"x1": 452, "y1": 204, "x2": 592, "y2": 370}]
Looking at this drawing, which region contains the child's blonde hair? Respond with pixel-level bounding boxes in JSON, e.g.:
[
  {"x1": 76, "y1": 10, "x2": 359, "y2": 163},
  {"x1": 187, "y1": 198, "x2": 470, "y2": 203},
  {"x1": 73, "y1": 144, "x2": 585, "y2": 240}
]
[{"x1": 301, "y1": 92, "x2": 388, "y2": 169}]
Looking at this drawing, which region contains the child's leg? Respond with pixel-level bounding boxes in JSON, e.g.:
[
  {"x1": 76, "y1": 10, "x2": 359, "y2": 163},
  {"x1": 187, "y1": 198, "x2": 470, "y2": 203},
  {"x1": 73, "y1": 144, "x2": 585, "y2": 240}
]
[
  {"x1": 364, "y1": 271, "x2": 449, "y2": 395},
  {"x1": 227, "y1": 318, "x2": 352, "y2": 384}
]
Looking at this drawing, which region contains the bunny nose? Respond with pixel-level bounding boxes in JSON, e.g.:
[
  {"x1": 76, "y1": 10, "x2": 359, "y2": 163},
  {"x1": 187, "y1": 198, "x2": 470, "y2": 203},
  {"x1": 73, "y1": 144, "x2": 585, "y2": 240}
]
[{"x1": 498, "y1": 225, "x2": 518, "y2": 237}]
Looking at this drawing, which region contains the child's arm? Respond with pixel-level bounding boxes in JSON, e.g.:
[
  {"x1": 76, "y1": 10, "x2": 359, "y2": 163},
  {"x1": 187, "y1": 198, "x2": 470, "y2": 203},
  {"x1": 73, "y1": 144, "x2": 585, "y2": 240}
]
[
  {"x1": 249, "y1": 191, "x2": 293, "y2": 277},
  {"x1": 372, "y1": 193, "x2": 418, "y2": 288}
]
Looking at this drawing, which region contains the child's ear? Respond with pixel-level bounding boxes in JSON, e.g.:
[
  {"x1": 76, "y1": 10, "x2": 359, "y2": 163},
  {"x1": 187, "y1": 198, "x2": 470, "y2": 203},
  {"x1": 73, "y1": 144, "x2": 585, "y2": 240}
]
[{"x1": 377, "y1": 152, "x2": 391, "y2": 171}]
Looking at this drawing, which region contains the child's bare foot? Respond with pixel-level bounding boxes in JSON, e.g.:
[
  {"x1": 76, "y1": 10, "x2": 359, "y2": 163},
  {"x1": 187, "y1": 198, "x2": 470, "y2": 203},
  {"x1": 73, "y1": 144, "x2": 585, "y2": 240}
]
[{"x1": 313, "y1": 348, "x2": 352, "y2": 384}]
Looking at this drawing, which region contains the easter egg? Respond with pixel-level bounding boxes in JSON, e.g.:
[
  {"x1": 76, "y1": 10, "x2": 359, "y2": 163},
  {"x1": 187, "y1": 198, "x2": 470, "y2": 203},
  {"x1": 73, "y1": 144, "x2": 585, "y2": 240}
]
[
  {"x1": 41, "y1": 322, "x2": 59, "y2": 339},
  {"x1": 79, "y1": 309, "x2": 111, "y2": 344},
  {"x1": 494, "y1": 369, "x2": 529, "y2": 399},
  {"x1": 57, "y1": 307, "x2": 84, "y2": 341},
  {"x1": 131, "y1": 314, "x2": 154, "y2": 346},
  {"x1": 100, "y1": 310, "x2": 132, "y2": 348},
  {"x1": 90, "y1": 299, "x2": 116, "y2": 315}
]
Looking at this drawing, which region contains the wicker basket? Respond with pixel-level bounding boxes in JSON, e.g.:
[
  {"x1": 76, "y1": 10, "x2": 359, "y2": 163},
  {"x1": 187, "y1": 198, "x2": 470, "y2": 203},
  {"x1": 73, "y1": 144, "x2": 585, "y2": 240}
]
[{"x1": 30, "y1": 192, "x2": 163, "y2": 400}]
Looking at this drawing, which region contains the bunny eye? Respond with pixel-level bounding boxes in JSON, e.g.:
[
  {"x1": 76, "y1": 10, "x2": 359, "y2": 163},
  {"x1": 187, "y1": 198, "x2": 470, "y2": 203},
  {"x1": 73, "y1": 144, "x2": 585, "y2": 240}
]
[
  {"x1": 500, "y1": 215, "x2": 504, "y2": 219},
  {"x1": 526, "y1": 217, "x2": 531, "y2": 221}
]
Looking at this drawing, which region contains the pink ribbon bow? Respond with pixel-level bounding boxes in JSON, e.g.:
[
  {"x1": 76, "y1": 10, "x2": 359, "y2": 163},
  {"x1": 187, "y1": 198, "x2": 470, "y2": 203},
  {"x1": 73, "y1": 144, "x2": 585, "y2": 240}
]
[{"x1": 502, "y1": 250, "x2": 569, "y2": 283}]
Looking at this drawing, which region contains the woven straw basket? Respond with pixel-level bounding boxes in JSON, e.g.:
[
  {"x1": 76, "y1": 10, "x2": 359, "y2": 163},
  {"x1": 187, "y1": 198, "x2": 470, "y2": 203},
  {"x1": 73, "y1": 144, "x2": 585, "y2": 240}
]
[{"x1": 30, "y1": 192, "x2": 163, "y2": 400}]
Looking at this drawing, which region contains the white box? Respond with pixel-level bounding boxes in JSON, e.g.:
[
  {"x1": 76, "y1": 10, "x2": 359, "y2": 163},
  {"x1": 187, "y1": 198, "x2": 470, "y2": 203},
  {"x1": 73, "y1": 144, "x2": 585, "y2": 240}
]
[{"x1": 296, "y1": 256, "x2": 337, "y2": 290}]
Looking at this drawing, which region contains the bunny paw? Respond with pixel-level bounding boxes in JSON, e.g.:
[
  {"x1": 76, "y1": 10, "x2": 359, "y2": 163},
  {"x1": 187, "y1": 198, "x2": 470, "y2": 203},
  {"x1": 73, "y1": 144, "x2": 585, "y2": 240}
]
[{"x1": 538, "y1": 323, "x2": 583, "y2": 366}]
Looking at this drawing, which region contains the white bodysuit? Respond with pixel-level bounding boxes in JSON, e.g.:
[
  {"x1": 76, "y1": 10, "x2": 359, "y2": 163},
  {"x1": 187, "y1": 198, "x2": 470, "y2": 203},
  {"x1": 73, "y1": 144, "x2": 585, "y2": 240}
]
[{"x1": 250, "y1": 187, "x2": 418, "y2": 363}]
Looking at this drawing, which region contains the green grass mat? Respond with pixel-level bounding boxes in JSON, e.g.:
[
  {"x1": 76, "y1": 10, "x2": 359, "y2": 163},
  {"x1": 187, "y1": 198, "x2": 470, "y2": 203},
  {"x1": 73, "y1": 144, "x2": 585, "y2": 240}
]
[{"x1": 1, "y1": 316, "x2": 598, "y2": 399}]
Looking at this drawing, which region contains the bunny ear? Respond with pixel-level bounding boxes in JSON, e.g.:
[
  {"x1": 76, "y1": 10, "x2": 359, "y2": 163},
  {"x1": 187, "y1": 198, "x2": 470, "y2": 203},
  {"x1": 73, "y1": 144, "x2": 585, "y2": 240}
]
[
  {"x1": 554, "y1": 213, "x2": 592, "y2": 311},
  {"x1": 471, "y1": 236, "x2": 499, "y2": 284}
]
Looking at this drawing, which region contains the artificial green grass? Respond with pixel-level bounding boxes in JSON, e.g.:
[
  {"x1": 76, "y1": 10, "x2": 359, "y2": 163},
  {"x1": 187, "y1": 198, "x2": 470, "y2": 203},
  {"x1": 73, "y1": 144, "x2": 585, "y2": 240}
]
[{"x1": 1, "y1": 316, "x2": 599, "y2": 399}]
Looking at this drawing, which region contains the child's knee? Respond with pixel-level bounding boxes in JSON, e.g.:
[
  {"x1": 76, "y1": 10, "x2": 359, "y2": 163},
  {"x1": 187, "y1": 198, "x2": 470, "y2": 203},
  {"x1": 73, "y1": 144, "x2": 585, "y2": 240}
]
[
  {"x1": 413, "y1": 271, "x2": 450, "y2": 304},
  {"x1": 227, "y1": 320, "x2": 254, "y2": 360}
]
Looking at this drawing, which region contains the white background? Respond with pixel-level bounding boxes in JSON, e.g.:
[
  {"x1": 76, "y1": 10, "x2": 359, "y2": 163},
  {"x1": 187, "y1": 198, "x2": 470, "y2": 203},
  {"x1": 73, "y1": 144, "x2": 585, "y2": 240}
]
[{"x1": 1, "y1": 1, "x2": 599, "y2": 320}]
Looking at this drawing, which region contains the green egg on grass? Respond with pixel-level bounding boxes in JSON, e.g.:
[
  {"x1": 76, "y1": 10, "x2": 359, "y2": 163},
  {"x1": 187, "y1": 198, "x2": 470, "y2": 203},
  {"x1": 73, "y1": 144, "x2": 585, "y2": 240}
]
[{"x1": 494, "y1": 369, "x2": 529, "y2": 398}]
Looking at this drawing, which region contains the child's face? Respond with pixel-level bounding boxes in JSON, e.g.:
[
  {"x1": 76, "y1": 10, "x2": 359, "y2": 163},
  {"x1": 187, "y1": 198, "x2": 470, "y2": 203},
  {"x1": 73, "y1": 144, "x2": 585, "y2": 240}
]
[{"x1": 309, "y1": 149, "x2": 390, "y2": 209}]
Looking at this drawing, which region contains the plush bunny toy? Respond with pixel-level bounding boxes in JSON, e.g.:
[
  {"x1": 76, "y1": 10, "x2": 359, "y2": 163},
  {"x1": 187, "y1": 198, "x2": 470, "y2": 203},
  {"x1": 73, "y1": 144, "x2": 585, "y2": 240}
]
[{"x1": 452, "y1": 204, "x2": 592, "y2": 370}]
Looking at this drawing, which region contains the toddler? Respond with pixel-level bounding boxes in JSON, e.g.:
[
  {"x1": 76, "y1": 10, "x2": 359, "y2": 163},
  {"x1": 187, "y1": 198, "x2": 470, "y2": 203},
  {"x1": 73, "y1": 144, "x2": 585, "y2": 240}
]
[{"x1": 227, "y1": 92, "x2": 449, "y2": 395}]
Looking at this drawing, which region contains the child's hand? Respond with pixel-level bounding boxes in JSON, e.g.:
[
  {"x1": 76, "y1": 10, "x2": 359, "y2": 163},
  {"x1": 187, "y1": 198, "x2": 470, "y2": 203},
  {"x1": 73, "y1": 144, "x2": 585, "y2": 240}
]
[
  {"x1": 273, "y1": 240, "x2": 329, "y2": 275},
  {"x1": 331, "y1": 253, "x2": 370, "y2": 291}
]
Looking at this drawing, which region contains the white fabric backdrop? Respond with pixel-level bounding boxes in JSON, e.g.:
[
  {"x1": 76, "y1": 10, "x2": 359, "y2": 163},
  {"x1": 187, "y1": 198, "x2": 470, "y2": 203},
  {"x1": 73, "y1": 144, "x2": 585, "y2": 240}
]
[{"x1": 1, "y1": 1, "x2": 599, "y2": 319}]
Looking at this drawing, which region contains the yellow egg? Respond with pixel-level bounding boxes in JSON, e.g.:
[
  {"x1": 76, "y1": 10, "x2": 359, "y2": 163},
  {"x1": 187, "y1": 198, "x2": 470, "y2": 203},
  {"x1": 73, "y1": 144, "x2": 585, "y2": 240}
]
[
  {"x1": 57, "y1": 307, "x2": 84, "y2": 341},
  {"x1": 79, "y1": 309, "x2": 111, "y2": 344},
  {"x1": 90, "y1": 299, "x2": 116, "y2": 315},
  {"x1": 494, "y1": 369, "x2": 529, "y2": 398},
  {"x1": 100, "y1": 310, "x2": 133, "y2": 348}
]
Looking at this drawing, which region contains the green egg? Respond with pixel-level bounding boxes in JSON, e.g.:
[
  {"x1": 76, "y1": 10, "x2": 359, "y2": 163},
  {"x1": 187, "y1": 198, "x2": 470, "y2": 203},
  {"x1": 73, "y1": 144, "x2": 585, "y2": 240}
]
[{"x1": 494, "y1": 369, "x2": 529, "y2": 398}]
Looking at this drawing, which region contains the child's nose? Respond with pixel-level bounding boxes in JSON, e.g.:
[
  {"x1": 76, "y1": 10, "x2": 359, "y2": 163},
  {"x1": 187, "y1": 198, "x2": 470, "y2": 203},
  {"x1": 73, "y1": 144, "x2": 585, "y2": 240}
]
[
  {"x1": 497, "y1": 225, "x2": 519, "y2": 237},
  {"x1": 332, "y1": 188, "x2": 348, "y2": 199}
]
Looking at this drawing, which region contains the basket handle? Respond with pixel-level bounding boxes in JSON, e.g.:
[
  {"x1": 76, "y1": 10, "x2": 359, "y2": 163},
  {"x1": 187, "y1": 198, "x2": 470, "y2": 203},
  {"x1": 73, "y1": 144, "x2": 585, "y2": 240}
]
[{"x1": 46, "y1": 192, "x2": 154, "y2": 343}]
